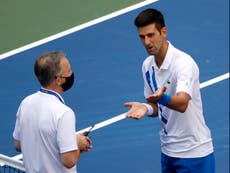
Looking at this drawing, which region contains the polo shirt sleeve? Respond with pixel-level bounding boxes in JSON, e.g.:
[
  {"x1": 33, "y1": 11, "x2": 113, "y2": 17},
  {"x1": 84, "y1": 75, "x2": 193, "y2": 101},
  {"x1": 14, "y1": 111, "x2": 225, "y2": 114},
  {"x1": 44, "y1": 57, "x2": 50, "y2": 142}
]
[
  {"x1": 176, "y1": 58, "x2": 199, "y2": 98},
  {"x1": 57, "y1": 109, "x2": 78, "y2": 153}
]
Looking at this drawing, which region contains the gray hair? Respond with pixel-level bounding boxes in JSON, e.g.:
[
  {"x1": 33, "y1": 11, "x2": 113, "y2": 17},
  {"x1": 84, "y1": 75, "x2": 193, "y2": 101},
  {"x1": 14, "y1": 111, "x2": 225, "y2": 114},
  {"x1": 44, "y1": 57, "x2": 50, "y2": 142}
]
[{"x1": 34, "y1": 52, "x2": 66, "y2": 87}]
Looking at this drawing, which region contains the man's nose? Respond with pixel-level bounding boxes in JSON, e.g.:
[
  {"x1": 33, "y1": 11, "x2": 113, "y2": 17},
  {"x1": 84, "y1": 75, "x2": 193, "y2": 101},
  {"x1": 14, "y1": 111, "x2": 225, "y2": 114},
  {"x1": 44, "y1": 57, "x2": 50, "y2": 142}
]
[{"x1": 143, "y1": 37, "x2": 151, "y2": 46}]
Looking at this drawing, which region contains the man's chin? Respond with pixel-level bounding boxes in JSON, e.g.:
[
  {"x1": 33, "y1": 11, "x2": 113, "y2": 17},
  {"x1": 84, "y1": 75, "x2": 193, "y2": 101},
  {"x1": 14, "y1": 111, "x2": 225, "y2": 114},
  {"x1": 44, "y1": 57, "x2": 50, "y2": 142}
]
[{"x1": 147, "y1": 51, "x2": 155, "y2": 55}]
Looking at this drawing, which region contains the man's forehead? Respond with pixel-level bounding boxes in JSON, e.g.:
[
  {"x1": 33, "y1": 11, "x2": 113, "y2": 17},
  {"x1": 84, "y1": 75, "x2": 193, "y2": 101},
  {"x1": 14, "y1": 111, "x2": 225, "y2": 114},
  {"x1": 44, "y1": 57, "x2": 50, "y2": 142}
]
[
  {"x1": 138, "y1": 23, "x2": 158, "y2": 33},
  {"x1": 60, "y1": 57, "x2": 71, "y2": 69}
]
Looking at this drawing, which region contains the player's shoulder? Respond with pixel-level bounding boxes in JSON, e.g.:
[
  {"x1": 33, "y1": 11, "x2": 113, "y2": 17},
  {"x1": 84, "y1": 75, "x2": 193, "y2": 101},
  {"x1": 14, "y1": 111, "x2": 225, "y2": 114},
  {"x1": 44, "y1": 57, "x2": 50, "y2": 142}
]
[
  {"x1": 142, "y1": 56, "x2": 154, "y2": 69},
  {"x1": 170, "y1": 44, "x2": 198, "y2": 68}
]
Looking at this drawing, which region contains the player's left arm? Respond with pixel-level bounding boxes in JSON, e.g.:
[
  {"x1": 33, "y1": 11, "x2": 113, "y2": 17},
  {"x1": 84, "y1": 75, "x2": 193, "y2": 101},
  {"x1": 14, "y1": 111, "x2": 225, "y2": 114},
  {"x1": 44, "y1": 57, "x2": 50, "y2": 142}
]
[
  {"x1": 14, "y1": 139, "x2": 21, "y2": 152},
  {"x1": 147, "y1": 87, "x2": 190, "y2": 113},
  {"x1": 165, "y1": 91, "x2": 190, "y2": 112}
]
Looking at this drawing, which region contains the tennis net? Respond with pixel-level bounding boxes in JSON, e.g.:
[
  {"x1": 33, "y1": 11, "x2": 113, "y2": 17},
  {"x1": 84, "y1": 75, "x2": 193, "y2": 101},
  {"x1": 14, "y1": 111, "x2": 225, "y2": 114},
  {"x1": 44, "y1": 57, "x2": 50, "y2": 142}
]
[{"x1": 0, "y1": 154, "x2": 25, "y2": 173}]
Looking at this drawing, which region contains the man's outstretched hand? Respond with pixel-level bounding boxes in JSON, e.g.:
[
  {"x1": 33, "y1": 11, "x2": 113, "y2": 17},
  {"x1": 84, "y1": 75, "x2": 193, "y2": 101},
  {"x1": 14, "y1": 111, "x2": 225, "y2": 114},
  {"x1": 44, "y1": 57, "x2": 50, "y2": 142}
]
[{"x1": 124, "y1": 102, "x2": 148, "y2": 119}]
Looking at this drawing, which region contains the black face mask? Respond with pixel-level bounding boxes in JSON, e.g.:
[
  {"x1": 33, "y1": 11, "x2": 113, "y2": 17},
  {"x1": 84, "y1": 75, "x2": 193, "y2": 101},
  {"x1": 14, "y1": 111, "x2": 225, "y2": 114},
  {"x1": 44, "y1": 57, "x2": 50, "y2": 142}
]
[{"x1": 61, "y1": 72, "x2": 74, "y2": 91}]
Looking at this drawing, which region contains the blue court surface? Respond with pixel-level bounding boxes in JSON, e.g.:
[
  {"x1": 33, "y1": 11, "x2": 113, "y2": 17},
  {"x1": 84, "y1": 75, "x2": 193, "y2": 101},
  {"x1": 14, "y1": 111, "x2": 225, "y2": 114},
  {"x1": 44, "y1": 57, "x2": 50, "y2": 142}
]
[{"x1": 0, "y1": 0, "x2": 229, "y2": 172}]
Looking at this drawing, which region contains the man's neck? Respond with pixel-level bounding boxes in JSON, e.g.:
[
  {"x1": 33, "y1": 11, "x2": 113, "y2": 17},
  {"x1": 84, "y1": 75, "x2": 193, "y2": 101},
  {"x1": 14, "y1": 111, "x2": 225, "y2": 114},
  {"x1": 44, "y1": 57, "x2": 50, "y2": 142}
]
[
  {"x1": 154, "y1": 41, "x2": 169, "y2": 68},
  {"x1": 42, "y1": 85, "x2": 63, "y2": 95}
]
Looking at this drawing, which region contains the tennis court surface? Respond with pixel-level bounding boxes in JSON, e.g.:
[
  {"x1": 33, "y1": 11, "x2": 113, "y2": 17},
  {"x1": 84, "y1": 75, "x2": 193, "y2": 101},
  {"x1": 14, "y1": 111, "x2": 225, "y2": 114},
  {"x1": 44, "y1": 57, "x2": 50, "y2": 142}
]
[{"x1": 0, "y1": 0, "x2": 229, "y2": 172}]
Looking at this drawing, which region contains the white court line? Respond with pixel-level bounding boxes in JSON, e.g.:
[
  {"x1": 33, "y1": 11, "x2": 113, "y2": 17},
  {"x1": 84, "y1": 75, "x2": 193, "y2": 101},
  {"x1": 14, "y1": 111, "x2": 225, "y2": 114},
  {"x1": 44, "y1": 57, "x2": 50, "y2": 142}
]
[
  {"x1": 0, "y1": 0, "x2": 158, "y2": 61},
  {"x1": 8, "y1": 72, "x2": 229, "y2": 161},
  {"x1": 200, "y1": 73, "x2": 229, "y2": 88},
  {"x1": 77, "y1": 113, "x2": 127, "y2": 134}
]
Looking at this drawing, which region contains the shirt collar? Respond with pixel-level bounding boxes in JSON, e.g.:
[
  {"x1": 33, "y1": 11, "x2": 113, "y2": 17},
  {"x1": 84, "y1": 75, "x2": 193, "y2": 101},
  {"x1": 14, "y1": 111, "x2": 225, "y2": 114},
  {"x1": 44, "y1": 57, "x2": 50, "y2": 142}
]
[
  {"x1": 39, "y1": 87, "x2": 65, "y2": 104},
  {"x1": 153, "y1": 41, "x2": 174, "y2": 70}
]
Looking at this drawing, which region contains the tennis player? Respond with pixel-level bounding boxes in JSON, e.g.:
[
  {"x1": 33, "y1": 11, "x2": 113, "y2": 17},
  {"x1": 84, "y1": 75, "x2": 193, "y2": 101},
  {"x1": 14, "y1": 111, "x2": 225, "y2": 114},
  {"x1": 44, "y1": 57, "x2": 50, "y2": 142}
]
[
  {"x1": 124, "y1": 8, "x2": 215, "y2": 173},
  {"x1": 13, "y1": 52, "x2": 92, "y2": 173}
]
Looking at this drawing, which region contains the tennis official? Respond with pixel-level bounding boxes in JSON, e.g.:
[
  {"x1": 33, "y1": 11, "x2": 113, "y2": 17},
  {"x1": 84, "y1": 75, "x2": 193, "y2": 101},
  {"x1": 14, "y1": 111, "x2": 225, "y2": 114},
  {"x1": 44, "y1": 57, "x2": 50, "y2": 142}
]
[
  {"x1": 124, "y1": 8, "x2": 215, "y2": 173},
  {"x1": 13, "y1": 52, "x2": 92, "y2": 173}
]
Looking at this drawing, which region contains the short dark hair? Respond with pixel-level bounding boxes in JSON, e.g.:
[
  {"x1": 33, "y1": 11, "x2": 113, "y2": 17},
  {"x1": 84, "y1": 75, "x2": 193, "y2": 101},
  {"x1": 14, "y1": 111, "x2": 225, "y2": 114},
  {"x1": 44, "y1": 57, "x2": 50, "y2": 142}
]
[
  {"x1": 134, "y1": 8, "x2": 165, "y2": 31},
  {"x1": 34, "y1": 52, "x2": 65, "y2": 87}
]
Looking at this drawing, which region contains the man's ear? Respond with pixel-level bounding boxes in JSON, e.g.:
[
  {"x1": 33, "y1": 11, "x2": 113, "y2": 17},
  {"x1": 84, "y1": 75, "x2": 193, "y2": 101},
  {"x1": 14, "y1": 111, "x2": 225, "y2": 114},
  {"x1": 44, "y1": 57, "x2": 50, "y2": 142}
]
[
  {"x1": 55, "y1": 76, "x2": 63, "y2": 86},
  {"x1": 161, "y1": 26, "x2": 167, "y2": 37}
]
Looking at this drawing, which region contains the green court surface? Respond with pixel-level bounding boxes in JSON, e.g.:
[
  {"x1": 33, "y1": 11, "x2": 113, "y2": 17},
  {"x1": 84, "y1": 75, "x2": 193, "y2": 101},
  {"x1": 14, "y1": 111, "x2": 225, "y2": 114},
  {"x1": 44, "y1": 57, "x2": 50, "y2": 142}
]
[{"x1": 0, "y1": 0, "x2": 143, "y2": 54}]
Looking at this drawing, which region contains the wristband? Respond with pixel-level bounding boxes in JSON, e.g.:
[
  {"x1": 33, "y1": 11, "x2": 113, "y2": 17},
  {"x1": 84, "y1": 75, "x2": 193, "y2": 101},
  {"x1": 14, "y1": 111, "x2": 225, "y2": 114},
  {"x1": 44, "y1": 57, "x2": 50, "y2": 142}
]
[
  {"x1": 142, "y1": 103, "x2": 154, "y2": 115},
  {"x1": 158, "y1": 93, "x2": 171, "y2": 106}
]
